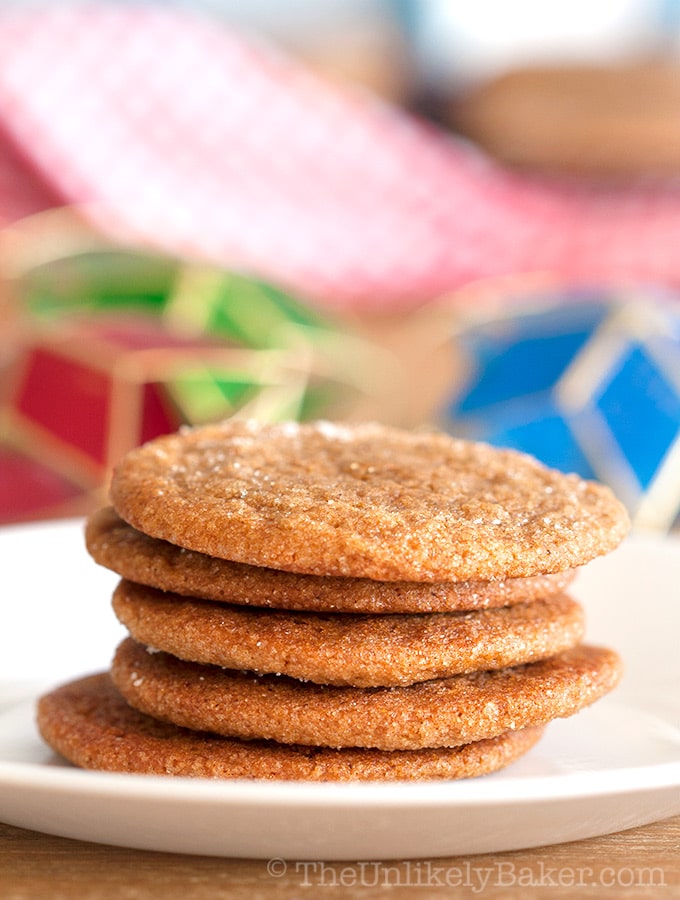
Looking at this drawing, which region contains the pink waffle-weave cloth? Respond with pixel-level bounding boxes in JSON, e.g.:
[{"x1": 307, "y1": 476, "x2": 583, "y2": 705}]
[{"x1": 0, "y1": 5, "x2": 679, "y2": 310}]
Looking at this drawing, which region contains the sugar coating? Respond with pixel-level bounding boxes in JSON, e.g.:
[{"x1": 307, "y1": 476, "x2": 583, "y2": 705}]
[
  {"x1": 109, "y1": 420, "x2": 630, "y2": 582},
  {"x1": 111, "y1": 638, "x2": 622, "y2": 751},
  {"x1": 112, "y1": 580, "x2": 586, "y2": 687},
  {"x1": 36, "y1": 674, "x2": 544, "y2": 781},
  {"x1": 87, "y1": 508, "x2": 576, "y2": 613}
]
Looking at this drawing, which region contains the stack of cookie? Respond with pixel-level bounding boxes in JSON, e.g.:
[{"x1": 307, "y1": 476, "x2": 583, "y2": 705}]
[{"x1": 38, "y1": 421, "x2": 629, "y2": 781}]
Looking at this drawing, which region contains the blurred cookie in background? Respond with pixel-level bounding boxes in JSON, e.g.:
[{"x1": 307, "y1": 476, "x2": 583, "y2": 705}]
[{"x1": 448, "y1": 61, "x2": 680, "y2": 177}]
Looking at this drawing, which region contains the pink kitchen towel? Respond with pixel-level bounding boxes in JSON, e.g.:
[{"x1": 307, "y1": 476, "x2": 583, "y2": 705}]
[{"x1": 0, "y1": 5, "x2": 679, "y2": 310}]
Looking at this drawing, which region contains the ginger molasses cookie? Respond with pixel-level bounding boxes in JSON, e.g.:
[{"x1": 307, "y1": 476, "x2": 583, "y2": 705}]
[
  {"x1": 37, "y1": 674, "x2": 544, "y2": 781},
  {"x1": 109, "y1": 420, "x2": 629, "y2": 582},
  {"x1": 112, "y1": 580, "x2": 586, "y2": 687},
  {"x1": 88, "y1": 507, "x2": 575, "y2": 613},
  {"x1": 111, "y1": 638, "x2": 622, "y2": 751}
]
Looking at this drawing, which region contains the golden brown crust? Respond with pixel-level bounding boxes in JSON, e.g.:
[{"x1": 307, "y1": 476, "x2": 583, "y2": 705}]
[
  {"x1": 111, "y1": 638, "x2": 622, "y2": 751},
  {"x1": 109, "y1": 420, "x2": 629, "y2": 582},
  {"x1": 36, "y1": 674, "x2": 544, "y2": 781},
  {"x1": 112, "y1": 580, "x2": 586, "y2": 687},
  {"x1": 88, "y1": 507, "x2": 576, "y2": 613}
]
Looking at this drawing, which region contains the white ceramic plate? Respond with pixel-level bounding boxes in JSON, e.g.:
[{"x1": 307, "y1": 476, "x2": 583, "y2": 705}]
[{"x1": 1, "y1": 519, "x2": 679, "y2": 860}]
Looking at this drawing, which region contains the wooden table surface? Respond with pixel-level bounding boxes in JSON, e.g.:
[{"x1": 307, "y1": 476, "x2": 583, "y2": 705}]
[{"x1": 1, "y1": 815, "x2": 678, "y2": 899}]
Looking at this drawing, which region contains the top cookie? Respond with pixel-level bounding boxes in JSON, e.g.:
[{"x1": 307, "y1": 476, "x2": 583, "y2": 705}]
[{"x1": 110, "y1": 420, "x2": 629, "y2": 582}]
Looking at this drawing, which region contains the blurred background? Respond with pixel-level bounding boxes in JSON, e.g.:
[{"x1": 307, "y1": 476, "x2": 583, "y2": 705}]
[{"x1": 1, "y1": 0, "x2": 679, "y2": 531}]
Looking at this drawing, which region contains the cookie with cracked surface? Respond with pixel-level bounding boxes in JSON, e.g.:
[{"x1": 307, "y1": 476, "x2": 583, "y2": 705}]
[
  {"x1": 111, "y1": 638, "x2": 622, "y2": 751},
  {"x1": 87, "y1": 507, "x2": 576, "y2": 613},
  {"x1": 109, "y1": 420, "x2": 629, "y2": 582},
  {"x1": 112, "y1": 579, "x2": 586, "y2": 687},
  {"x1": 36, "y1": 674, "x2": 544, "y2": 781}
]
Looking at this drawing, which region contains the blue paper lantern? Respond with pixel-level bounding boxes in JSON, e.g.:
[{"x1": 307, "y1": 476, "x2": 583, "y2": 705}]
[{"x1": 446, "y1": 289, "x2": 680, "y2": 531}]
